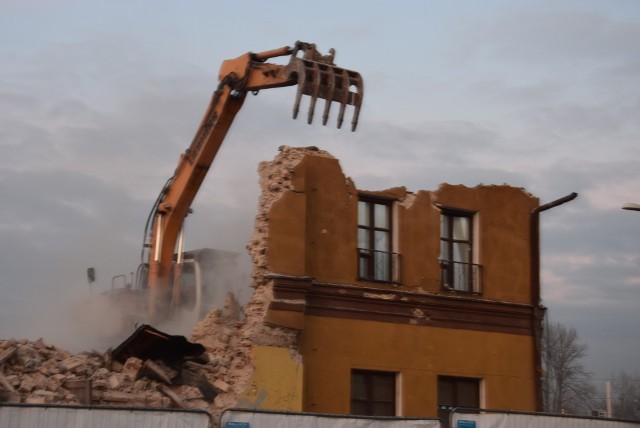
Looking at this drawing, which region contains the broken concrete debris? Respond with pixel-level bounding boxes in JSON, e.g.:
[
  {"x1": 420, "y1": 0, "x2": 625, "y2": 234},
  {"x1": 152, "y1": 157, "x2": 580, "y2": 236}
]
[
  {"x1": 0, "y1": 332, "x2": 205, "y2": 409},
  {"x1": 0, "y1": 321, "x2": 231, "y2": 409}
]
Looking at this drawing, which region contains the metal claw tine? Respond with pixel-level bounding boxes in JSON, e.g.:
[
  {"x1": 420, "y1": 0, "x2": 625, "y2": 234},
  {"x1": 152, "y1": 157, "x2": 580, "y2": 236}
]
[
  {"x1": 322, "y1": 66, "x2": 336, "y2": 126},
  {"x1": 337, "y1": 103, "x2": 346, "y2": 130},
  {"x1": 292, "y1": 89, "x2": 301, "y2": 119},
  {"x1": 336, "y1": 68, "x2": 349, "y2": 129},
  {"x1": 350, "y1": 73, "x2": 364, "y2": 131},
  {"x1": 351, "y1": 103, "x2": 361, "y2": 131},
  {"x1": 307, "y1": 61, "x2": 320, "y2": 125},
  {"x1": 292, "y1": 70, "x2": 305, "y2": 120},
  {"x1": 322, "y1": 103, "x2": 331, "y2": 126}
]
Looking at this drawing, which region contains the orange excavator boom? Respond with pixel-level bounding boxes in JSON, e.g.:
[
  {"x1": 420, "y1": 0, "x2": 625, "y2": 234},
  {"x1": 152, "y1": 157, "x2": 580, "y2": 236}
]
[{"x1": 141, "y1": 41, "x2": 363, "y2": 318}]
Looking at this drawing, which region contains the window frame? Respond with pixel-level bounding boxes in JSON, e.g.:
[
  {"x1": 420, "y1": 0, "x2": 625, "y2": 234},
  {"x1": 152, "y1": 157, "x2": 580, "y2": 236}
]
[
  {"x1": 439, "y1": 208, "x2": 480, "y2": 293},
  {"x1": 350, "y1": 369, "x2": 397, "y2": 417},
  {"x1": 357, "y1": 196, "x2": 397, "y2": 283},
  {"x1": 437, "y1": 375, "x2": 481, "y2": 422}
]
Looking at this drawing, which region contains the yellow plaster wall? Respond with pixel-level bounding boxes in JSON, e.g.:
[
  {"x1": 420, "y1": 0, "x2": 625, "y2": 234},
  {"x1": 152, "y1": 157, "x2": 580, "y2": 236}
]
[
  {"x1": 266, "y1": 191, "x2": 307, "y2": 277},
  {"x1": 236, "y1": 346, "x2": 303, "y2": 411},
  {"x1": 266, "y1": 153, "x2": 539, "y2": 304},
  {"x1": 301, "y1": 316, "x2": 537, "y2": 417},
  {"x1": 260, "y1": 150, "x2": 541, "y2": 417}
]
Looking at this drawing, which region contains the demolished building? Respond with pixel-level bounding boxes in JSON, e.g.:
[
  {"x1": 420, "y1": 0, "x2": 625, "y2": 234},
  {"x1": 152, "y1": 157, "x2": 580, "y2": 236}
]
[{"x1": 0, "y1": 146, "x2": 545, "y2": 422}]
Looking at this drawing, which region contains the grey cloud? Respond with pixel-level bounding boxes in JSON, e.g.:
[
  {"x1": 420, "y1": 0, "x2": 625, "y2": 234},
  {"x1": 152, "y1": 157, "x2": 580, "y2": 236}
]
[{"x1": 456, "y1": 8, "x2": 640, "y2": 65}]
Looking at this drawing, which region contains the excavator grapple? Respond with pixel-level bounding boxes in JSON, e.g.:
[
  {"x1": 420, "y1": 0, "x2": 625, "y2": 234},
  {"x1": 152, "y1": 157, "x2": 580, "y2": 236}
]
[{"x1": 286, "y1": 42, "x2": 364, "y2": 131}]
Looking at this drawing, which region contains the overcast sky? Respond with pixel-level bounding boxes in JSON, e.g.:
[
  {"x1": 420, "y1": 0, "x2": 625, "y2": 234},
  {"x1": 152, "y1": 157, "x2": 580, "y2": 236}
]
[{"x1": 1, "y1": 0, "x2": 639, "y2": 381}]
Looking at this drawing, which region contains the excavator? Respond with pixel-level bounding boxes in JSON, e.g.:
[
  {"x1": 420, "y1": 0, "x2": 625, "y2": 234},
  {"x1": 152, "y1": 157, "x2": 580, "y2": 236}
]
[{"x1": 128, "y1": 41, "x2": 364, "y2": 321}]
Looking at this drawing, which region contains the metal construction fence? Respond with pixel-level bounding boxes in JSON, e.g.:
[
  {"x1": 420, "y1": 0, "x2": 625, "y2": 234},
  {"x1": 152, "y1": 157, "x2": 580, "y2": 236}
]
[
  {"x1": 3, "y1": 404, "x2": 640, "y2": 428},
  {"x1": 0, "y1": 403, "x2": 212, "y2": 428},
  {"x1": 220, "y1": 408, "x2": 440, "y2": 428},
  {"x1": 220, "y1": 408, "x2": 640, "y2": 428},
  {"x1": 450, "y1": 408, "x2": 640, "y2": 428}
]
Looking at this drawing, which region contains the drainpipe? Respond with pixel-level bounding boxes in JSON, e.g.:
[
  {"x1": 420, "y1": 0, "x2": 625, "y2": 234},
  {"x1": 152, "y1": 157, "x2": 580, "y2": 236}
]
[{"x1": 530, "y1": 192, "x2": 578, "y2": 412}]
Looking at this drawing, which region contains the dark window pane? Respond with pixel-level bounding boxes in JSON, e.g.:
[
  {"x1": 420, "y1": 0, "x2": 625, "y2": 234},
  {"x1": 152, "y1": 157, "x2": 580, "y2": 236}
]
[
  {"x1": 374, "y1": 203, "x2": 389, "y2": 228},
  {"x1": 358, "y1": 228, "x2": 369, "y2": 249},
  {"x1": 359, "y1": 256, "x2": 369, "y2": 278},
  {"x1": 452, "y1": 216, "x2": 469, "y2": 240},
  {"x1": 374, "y1": 251, "x2": 389, "y2": 281},
  {"x1": 371, "y1": 374, "x2": 395, "y2": 401},
  {"x1": 358, "y1": 201, "x2": 369, "y2": 226},
  {"x1": 357, "y1": 197, "x2": 394, "y2": 282},
  {"x1": 438, "y1": 376, "x2": 480, "y2": 408},
  {"x1": 351, "y1": 401, "x2": 369, "y2": 416},
  {"x1": 441, "y1": 215, "x2": 449, "y2": 238},
  {"x1": 372, "y1": 402, "x2": 395, "y2": 416},
  {"x1": 351, "y1": 370, "x2": 396, "y2": 417},
  {"x1": 438, "y1": 378, "x2": 454, "y2": 406},
  {"x1": 374, "y1": 230, "x2": 389, "y2": 251},
  {"x1": 454, "y1": 264, "x2": 470, "y2": 291},
  {"x1": 458, "y1": 380, "x2": 479, "y2": 407},
  {"x1": 440, "y1": 210, "x2": 474, "y2": 292},
  {"x1": 351, "y1": 372, "x2": 367, "y2": 400},
  {"x1": 440, "y1": 241, "x2": 449, "y2": 260},
  {"x1": 452, "y1": 243, "x2": 470, "y2": 263}
]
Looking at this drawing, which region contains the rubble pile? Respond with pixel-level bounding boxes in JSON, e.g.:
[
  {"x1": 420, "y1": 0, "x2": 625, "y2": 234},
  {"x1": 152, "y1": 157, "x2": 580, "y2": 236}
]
[
  {"x1": 0, "y1": 147, "x2": 320, "y2": 423},
  {"x1": 0, "y1": 292, "x2": 258, "y2": 413},
  {"x1": 0, "y1": 338, "x2": 167, "y2": 406}
]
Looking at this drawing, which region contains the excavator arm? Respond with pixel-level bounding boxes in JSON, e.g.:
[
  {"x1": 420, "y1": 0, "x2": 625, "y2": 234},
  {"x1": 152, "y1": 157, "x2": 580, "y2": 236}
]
[{"x1": 143, "y1": 42, "x2": 363, "y2": 318}]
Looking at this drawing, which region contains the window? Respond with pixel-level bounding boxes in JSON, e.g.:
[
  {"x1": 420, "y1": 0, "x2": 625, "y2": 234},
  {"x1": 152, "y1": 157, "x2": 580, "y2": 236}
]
[
  {"x1": 358, "y1": 197, "x2": 397, "y2": 282},
  {"x1": 351, "y1": 369, "x2": 397, "y2": 416},
  {"x1": 439, "y1": 209, "x2": 480, "y2": 292},
  {"x1": 438, "y1": 376, "x2": 480, "y2": 422}
]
